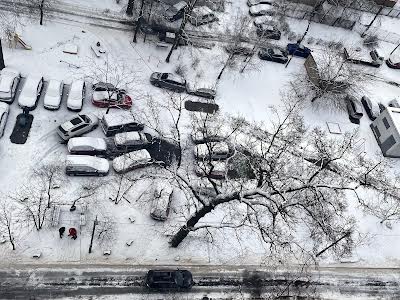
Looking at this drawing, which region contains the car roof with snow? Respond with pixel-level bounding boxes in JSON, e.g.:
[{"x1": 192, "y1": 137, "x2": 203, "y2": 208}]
[
  {"x1": 196, "y1": 160, "x2": 227, "y2": 172},
  {"x1": 164, "y1": 73, "x2": 185, "y2": 84},
  {"x1": 69, "y1": 80, "x2": 84, "y2": 98},
  {"x1": 102, "y1": 111, "x2": 136, "y2": 127},
  {"x1": 250, "y1": 4, "x2": 272, "y2": 13},
  {"x1": 68, "y1": 137, "x2": 107, "y2": 150},
  {"x1": 21, "y1": 76, "x2": 42, "y2": 93},
  {"x1": 196, "y1": 141, "x2": 229, "y2": 156},
  {"x1": 112, "y1": 149, "x2": 152, "y2": 171},
  {"x1": 66, "y1": 155, "x2": 109, "y2": 172},
  {"x1": 114, "y1": 131, "x2": 143, "y2": 144}
]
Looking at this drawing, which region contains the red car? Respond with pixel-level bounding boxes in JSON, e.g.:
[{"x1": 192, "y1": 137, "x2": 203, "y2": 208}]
[{"x1": 91, "y1": 82, "x2": 132, "y2": 109}]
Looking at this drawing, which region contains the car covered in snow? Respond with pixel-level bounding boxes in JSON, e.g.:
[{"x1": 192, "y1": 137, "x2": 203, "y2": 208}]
[
  {"x1": 345, "y1": 95, "x2": 363, "y2": 121},
  {"x1": 57, "y1": 113, "x2": 98, "y2": 141},
  {"x1": 165, "y1": 1, "x2": 187, "y2": 21},
  {"x1": 0, "y1": 68, "x2": 20, "y2": 103},
  {"x1": 189, "y1": 6, "x2": 218, "y2": 26},
  {"x1": 253, "y1": 15, "x2": 275, "y2": 28},
  {"x1": 195, "y1": 160, "x2": 227, "y2": 179},
  {"x1": 361, "y1": 96, "x2": 380, "y2": 121},
  {"x1": 0, "y1": 102, "x2": 9, "y2": 138},
  {"x1": 194, "y1": 141, "x2": 233, "y2": 160},
  {"x1": 150, "y1": 72, "x2": 186, "y2": 92},
  {"x1": 114, "y1": 131, "x2": 152, "y2": 151},
  {"x1": 258, "y1": 47, "x2": 288, "y2": 64},
  {"x1": 91, "y1": 82, "x2": 132, "y2": 109},
  {"x1": 112, "y1": 149, "x2": 153, "y2": 173},
  {"x1": 256, "y1": 24, "x2": 281, "y2": 40},
  {"x1": 146, "y1": 269, "x2": 193, "y2": 289},
  {"x1": 191, "y1": 128, "x2": 223, "y2": 144},
  {"x1": 67, "y1": 137, "x2": 107, "y2": 155},
  {"x1": 286, "y1": 43, "x2": 311, "y2": 58},
  {"x1": 67, "y1": 80, "x2": 86, "y2": 111},
  {"x1": 100, "y1": 112, "x2": 144, "y2": 137},
  {"x1": 249, "y1": 4, "x2": 274, "y2": 16},
  {"x1": 66, "y1": 155, "x2": 109, "y2": 176},
  {"x1": 188, "y1": 87, "x2": 216, "y2": 100},
  {"x1": 247, "y1": 0, "x2": 274, "y2": 6},
  {"x1": 18, "y1": 75, "x2": 44, "y2": 110},
  {"x1": 43, "y1": 79, "x2": 63, "y2": 110},
  {"x1": 150, "y1": 182, "x2": 174, "y2": 221}
]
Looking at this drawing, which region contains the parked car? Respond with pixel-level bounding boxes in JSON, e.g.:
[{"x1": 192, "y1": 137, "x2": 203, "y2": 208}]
[
  {"x1": 194, "y1": 141, "x2": 232, "y2": 160},
  {"x1": 287, "y1": 43, "x2": 311, "y2": 58},
  {"x1": 0, "y1": 68, "x2": 20, "y2": 103},
  {"x1": 43, "y1": 79, "x2": 63, "y2": 110},
  {"x1": 345, "y1": 95, "x2": 363, "y2": 120},
  {"x1": 145, "y1": 270, "x2": 194, "y2": 289},
  {"x1": 67, "y1": 80, "x2": 86, "y2": 111},
  {"x1": 100, "y1": 112, "x2": 144, "y2": 137},
  {"x1": 92, "y1": 90, "x2": 132, "y2": 109},
  {"x1": 112, "y1": 149, "x2": 153, "y2": 173},
  {"x1": 386, "y1": 57, "x2": 400, "y2": 69},
  {"x1": 191, "y1": 128, "x2": 223, "y2": 144},
  {"x1": 253, "y1": 15, "x2": 275, "y2": 28},
  {"x1": 189, "y1": 6, "x2": 218, "y2": 26},
  {"x1": 361, "y1": 96, "x2": 380, "y2": 121},
  {"x1": 256, "y1": 24, "x2": 281, "y2": 40},
  {"x1": 114, "y1": 131, "x2": 152, "y2": 151},
  {"x1": 57, "y1": 113, "x2": 99, "y2": 141},
  {"x1": 150, "y1": 72, "x2": 186, "y2": 92},
  {"x1": 189, "y1": 88, "x2": 216, "y2": 99},
  {"x1": 165, "y1": 1, "x2": 187, "y2": 21},
  {"x1": 150, "y1": 182, "x2": 174, "y2": 221},
  {"x1": 18, "y1": 76, "x2": 43, "y2": 110},
  {"x1": 249, "y1": 4, "x2": 274, "y2": 16},
  {"x1": 258, "y1": 47, "x2": 288, "y2": 63},
  {"x1": 370, "y1": 49, "x2": 384, "y2": 66},
  {"x1": 0, "y1": 102, "x2": 9, "y2": 137},
  {"x1": 247, "y1": 0, "x2": 274, "y2": 6},
  {"x1": 378, "y1": 102, "x2": 387, "y2": 113},
  {"x1": 225, "y1": 44, "x2": 253, "y2": 56},
  {"x1": 195, "y1": 161, "x2": 227, "y2": 179},
  {"x1": 66, "y1": 155, "x2": 109, "y2": 176},
  {"x1": 388, "y1": 99, "x2": 400, "y2": 108},
  {"x1": 67, "y1": 137, "x2": 107, "y2": 155}
]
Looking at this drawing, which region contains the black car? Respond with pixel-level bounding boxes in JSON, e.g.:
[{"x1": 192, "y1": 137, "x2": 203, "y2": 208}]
[
  {"x1": 361, "y1": 96, "x2": 380, "y2": 121},
  {"x1": 190, "y1": 88, "x2": 216, "y2": 99},
  {"x1": 258, "y1": 47, "x2": 288, "y2": 64},
  {"x1": 287, "y1": 43, "x2": 311, "y2": 58},
  {"x1": 256, "y1": 25, "x2": 281, "y2": 40},
  {"x1": 150, "y1": 72, "x2": 187, "y2": 92},
  {"x1": 145, "y1": 270, "x2": 194, "y2": 289}
]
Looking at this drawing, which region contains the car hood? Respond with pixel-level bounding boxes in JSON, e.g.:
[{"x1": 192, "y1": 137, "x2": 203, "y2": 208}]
[{"x1": 18, "y1": 93, "x2": 36, "y2": 106}]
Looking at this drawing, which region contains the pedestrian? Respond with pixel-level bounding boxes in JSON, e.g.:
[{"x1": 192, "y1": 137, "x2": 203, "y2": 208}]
[
  {"x1": 59, "y1": 227, "x2": 65, "y2": 238},
  {"x1": 68, "y1": 227, "x2": 77, "y2": 240}
]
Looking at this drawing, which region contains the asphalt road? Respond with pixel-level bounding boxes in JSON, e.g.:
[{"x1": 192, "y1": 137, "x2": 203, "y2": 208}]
[{"x1": 1, "y1": 264, "x2": 400, "y2": 299}]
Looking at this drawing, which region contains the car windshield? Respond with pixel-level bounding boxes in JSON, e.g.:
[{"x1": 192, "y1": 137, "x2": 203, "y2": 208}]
[{"x1": 161, "y1": 73, "x2": 168, "y2": 80}]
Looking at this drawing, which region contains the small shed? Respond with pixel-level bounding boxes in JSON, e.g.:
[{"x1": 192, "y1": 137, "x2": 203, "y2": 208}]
[{"x1": 371, "y1": 106, "x2": 400, "y2": 158}]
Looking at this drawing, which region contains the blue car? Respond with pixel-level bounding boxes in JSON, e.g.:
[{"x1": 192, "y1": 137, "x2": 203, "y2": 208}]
[{"x1": 287, "y1": 43, "x2": 311, "y2": 58}]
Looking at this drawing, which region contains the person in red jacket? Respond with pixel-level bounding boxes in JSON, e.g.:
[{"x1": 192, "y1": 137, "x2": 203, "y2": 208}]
[{"x1": 68, "y1": 227, "x2": 78, "y2": 240}]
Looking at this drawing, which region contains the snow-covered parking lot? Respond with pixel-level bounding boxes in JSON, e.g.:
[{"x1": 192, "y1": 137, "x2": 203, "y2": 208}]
[{"x1": 1, "y1": 0, "x2": 400, "y2": 276}]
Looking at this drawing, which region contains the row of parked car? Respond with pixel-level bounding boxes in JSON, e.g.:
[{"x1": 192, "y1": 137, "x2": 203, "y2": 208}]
[{"x1": 164, "y1": 1, "x2": 218, "y2": 26}]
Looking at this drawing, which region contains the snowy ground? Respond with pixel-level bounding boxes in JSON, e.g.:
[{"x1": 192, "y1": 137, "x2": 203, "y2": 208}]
[{"x1": 1, "y1": 0, "x2": 400, "y2": 269}]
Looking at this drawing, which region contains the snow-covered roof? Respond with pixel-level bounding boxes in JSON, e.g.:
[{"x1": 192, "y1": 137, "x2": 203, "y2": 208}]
[
  {"x1": 46, "y1": 80, "x2": 62, "y2": 97},
  {"x1": 253, "y1": 15, "x2": 274, "y2": 26},
  {"x1": 93, "y1": 90, "x2": 118, "y2": 101},
  {"x1": 387, "y1": 107, "x2": 400, "y2": 135},
  {"x1": 0, "y1": 74, "x2": 15, "y2": 93},
  {"x1": 250, "y1": 4, "x2": 272, "y2": 14},
  {"x1": 166, "y1": 73, "x2": 185, "y2": 85},
  {"x1": 67, "y1": 137, "x2": 107, "y2": 151},
  {"x1": 195, "y1": 142, "x2": 229, "y2": 157},
  {"x1": 114, "y1": 131, "x2": 143, "y2": 145},
  {"x1": 112, "y1": 149, "x2": 151, "y2": 172},
  {"x1": 192, "y1": 6, "x2": 212, "y2": 16},
  {"x1": 22, "y1": 76, "x2": 42, "y2": 93},
  {"x1": 19, "y1": 76, "x2": 42, "y2": 107},
  {"x1": 102, "y1": 111, "x2": 136, "y2": 127},
  {"x1": 69, "y1": 80, "x2": 84, "y2": 97},
  {"x1": 66, "y1": 155, "x2": 109, "y2": 172}
]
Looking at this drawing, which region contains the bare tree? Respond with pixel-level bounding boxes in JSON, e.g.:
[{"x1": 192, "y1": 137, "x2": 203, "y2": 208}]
[
  {"x1": 25, "y1": 0, "x2": 59, "y2": 25},
  {"x1": 70, "y1": 179, "x2": 107, "y2": 210},
  {"x1": 33, "y1": 162, "x2": 64, "y2": 208},
  {"x1": 0, "y1": 199, "x2": 18, "y2": 250},
  {"x1": 126, "y1": 0, "x2": 135, "y2": 16}
]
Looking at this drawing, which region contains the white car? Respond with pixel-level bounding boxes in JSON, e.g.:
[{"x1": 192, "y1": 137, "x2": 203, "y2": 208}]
[
  {"x1": 150, "y1": 182, "x2": 174, "y2": 221},
  {"x1": 57, "y1": 113, "x2": 99, "y2": 141},
  {"x1": 67, "y1": 80, "x2": 86, "y2": 111},
  {"x1": 44, "y1": 79, "x2": 63, "y2": 110},
  {"x1": 247, "y1": 0, "x2": 273, "y2": 6},
  {"x1": 195, "y1": 161, "x2": 227, "y2": 179},
  {"x1": 114, "y1": 131, "x2": 151, "y2": 151},
  {"x1": 67, "y1": 137, "x2": 107, "y2": 155},
  {"x1": 112, "y1": 149, "x2": 152, "y2": 174},
  {"x1": 0, "y1": 68, "x2": 20, "y2": 103},
  {"x1": 18, "y1": 76, "x2": 43, "y2": 110},
  {"x1": 0, "y1": 102, "x2": 10, "y2": 137},
  {"x1": 66, "y1": 155, "x2": 109, "y2": 176},
  {"x1": 249, "y1": 4, "x2": 274, "y2": 16},
  {"x1": 194, "y1": 141, "x2": 232, "y2": 160}
]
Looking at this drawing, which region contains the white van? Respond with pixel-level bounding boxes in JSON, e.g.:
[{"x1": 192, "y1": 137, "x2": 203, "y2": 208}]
[
  {"x1": 100, "y1": 111, "x2": 144, "y2": 137},
  {"x1": 112, "y1": 149, "x2": 152, "y2": 173},
  {"x1": 66, "y1": 155, "x2": 109, "y2": 176}
]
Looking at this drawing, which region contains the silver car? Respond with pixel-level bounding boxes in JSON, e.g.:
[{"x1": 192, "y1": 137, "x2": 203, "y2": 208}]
[
  {"x1": 0, "y1": 68, "x2": 20, "y2": 103},
  {"x1": 57, "y1": 113, "x2": 98, "y2": 141}
]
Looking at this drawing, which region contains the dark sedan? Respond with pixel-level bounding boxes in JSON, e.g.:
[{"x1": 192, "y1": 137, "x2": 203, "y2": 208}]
[
  {"x1": 145, "y1": 270, "x2": 194, "y2": 289},
  {"x1": 258, "y1": 47, "x2": 288, "y2": 64},
  {"x1": 150, "y1": 72, "x2": 187, "y2": 92},
  {"x1": 287, "y1": 43, "x2": 311, "y2": 58}
]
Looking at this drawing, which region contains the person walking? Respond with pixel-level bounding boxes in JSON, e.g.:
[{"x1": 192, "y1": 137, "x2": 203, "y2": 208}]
[
  {"x1": 59, "y1": 227, "x2": 65, "y2": 238},
  {"x1": 68, "y1": 227, "x2": 78, "y2": 240}
]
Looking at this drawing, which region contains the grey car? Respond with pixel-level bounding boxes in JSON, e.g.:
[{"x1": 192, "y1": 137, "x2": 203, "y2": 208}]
[
  {"x1": 150, "y1": 72, "x2": 186, "y2": 92},
  {"x1": 345, "y1": 95, "x2": 363, "y2": 120},
  {"x1": 57, "y1": 113, "x2": 99, "y2": 141}
]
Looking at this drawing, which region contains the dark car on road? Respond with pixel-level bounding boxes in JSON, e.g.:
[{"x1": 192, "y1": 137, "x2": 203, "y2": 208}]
[
  {"x1": 256, "y1": 24, "x2": 281, "y2": 40},
  {"x1": 146, "y1": 270, "x2": 194, "y2": 289},
  {"x1": 150, "y1": 72, "x2": 186, "y2": 92},
  {"x1": 287, "y1": 43, "x2": 311, "y2": 58},
  {"x1": 361, "y1": 96, "x2": 380, "y2": 121},
  {"x1": 258, "y1": 47, "x2": 288, "y2": 64}
]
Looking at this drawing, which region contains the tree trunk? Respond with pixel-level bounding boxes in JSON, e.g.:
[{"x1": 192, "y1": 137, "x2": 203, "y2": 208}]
[
  {"x1": 166, "y1": 0, "x2": 198, "y2": 63},
  {"x1": 170, "y1": 192, "x2": 239, "y2": 247},
  {"x1": 133, "y1": 0, "x2": 145, "y2": 43},
  {"x1": 0, "y1": 39, "x2": 5, "y2": 70},
  {"x1": 39, "y1": 1, "x2": 45, "y2": 25},
  {"x1": 361, "y1": 6, "x2": 383, "y2": 37},
  {"x1": 126, "y1": 0, "x2": 135, "y2": 16},
  {"x1": 217, "y1": 53, "x2": 234, "y2": 80}
]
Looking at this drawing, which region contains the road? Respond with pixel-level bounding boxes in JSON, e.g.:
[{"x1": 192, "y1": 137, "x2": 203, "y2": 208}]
[{"x1": 1, "y1": 264, "x2": 400, "y2": 299}]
